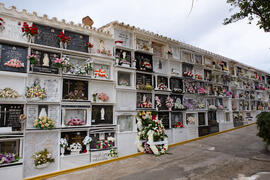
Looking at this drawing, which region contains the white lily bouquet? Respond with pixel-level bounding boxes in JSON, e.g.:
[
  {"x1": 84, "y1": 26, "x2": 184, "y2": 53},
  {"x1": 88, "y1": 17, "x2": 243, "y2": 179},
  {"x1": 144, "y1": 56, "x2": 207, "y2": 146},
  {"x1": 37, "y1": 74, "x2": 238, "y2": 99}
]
[{"x1": 83, "y1": 136, "x2": 92, "y2": 145}]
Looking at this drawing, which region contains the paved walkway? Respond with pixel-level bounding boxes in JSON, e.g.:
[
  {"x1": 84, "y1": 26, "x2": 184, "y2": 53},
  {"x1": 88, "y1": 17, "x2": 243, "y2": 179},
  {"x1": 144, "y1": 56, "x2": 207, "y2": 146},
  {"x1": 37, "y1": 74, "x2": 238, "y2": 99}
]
[{"x1": 49, "y1": 124, "x2": 270, "y2": 180}]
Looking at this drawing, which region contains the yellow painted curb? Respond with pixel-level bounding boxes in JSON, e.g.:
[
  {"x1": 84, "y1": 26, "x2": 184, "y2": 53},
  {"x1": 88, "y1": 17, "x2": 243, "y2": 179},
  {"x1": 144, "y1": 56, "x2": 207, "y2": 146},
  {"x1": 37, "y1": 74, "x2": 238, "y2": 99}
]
[{"x1": 24, "y1": 122, "x2": 256, "y2": 180}]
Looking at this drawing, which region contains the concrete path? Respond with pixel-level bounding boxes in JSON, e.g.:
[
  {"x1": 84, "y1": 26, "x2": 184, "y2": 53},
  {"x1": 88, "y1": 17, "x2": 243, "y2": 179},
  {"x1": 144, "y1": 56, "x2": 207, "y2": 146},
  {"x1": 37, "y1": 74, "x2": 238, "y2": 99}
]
[{"x1": 49, "y1": 124, "x2": 270, "y2": 180}]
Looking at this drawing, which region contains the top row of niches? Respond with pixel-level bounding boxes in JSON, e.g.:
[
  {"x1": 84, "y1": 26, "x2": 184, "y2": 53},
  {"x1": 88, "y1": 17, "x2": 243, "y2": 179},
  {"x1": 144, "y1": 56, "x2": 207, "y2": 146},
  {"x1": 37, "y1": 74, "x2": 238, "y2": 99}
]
[{"x1": 33, "y1": 24, "x2": 89, "y2": 53}]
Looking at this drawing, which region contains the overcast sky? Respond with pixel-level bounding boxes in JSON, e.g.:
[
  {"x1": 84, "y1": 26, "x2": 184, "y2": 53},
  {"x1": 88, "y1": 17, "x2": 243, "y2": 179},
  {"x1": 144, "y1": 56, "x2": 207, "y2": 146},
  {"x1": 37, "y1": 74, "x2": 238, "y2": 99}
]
[{"x1": 1, "y1": 0, "x2": 270, "y2": 72}]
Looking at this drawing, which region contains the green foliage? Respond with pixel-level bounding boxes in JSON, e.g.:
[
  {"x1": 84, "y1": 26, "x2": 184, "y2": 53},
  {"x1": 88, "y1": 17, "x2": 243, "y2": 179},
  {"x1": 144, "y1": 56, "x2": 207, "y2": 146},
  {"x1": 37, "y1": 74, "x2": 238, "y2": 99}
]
[
  {"x1": 256, "y1": 112, "x2": 270, "y2": 144},
  {"x1": 224, "y1": 0, "x2": 270, "y2": 32}
]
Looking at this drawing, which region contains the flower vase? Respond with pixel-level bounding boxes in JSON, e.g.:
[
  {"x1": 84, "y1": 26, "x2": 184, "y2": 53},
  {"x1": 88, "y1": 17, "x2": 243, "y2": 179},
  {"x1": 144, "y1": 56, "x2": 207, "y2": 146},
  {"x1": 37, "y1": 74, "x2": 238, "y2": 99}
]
[
  {"x1": 60, "y1": 147, "x2": 65, "y2": 157},
  {"x1": 58, "y1": 68, "x2": 62, "y2": 75},
  {"x1": 31, "y1": 36, "x2": 35, "y2": 43},
  {"x1": 64, "y1": 42, "x2": 68, "y2": 49},
  {"x1": 71, "y1": 151, "x2": 80, "y2": 155},
  {"x1": 60, "y1": 42, "x2": 64, "y2": 49},
  {"x1": 27, "y1": 34, "x2": 32, "y2": 43},
  {"x1": 88, "y1": 48, "x2": 91, "y2": 54},
  {"x1": 35, "y1": 162, "x2": 50, "y2": 169},
  {"x1": 87, "y1": 69, "x2": 92, "y2": 76},
  {"x1": 63, "y1": 67, "x2": 67, "y2": 74},
  {"x1": 86, "y1": 145, "x2": 90, "y2": 153},
  {"x1": 132, "y1": 61, "x2": 136, "y2": 68},
  {"x1": 30, "y1": 64, "x2": 34, "y2": 71}
]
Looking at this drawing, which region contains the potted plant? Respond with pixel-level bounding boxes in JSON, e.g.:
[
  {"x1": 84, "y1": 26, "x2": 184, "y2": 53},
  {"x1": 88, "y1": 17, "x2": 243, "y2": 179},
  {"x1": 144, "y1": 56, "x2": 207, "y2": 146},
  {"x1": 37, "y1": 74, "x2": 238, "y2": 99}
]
[{"x1": 256, "y1": 112, "x2": 270, "y2": 152}]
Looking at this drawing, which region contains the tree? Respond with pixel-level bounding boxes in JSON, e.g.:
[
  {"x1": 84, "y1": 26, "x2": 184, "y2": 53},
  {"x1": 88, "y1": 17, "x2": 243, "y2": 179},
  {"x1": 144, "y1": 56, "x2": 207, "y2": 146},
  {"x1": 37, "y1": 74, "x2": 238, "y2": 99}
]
[{"x1": 224, "y1": 0, "x2": 270, "y2": 32}]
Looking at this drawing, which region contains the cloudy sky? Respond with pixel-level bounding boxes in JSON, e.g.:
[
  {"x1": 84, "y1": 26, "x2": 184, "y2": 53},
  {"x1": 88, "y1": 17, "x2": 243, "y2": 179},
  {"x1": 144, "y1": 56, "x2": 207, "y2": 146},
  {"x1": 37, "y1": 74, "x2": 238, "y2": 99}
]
[{"x1": 2, "y1": 0, "x2": 270, "y2": 72}]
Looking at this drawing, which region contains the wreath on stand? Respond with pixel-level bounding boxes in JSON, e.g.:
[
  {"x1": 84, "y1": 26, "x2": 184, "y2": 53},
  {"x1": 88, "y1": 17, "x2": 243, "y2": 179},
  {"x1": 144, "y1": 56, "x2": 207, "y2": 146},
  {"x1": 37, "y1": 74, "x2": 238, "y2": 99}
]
[{"x1": 136, "y1": 111, "x2": 168, "y2": 155}]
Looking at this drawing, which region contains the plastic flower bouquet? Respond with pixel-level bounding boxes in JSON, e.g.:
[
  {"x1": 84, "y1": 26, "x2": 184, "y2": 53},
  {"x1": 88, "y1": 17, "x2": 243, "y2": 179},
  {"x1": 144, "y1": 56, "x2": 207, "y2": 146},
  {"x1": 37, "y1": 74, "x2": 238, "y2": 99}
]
[
  {"x1": 107, "y1": 148, "x2": 118, "y2": 158},
  {"x1": 157, "y1": 83, "x2": 168, "y2": 90},
  {"x1": 32, "y1": 149, "x2": 54, "y2": 168},
  {"x1": 155, "y1": 96, "x2": 161, "y2": 109},
  {"x1": 183, "y1": 71, "x2": 193, "y2": 77},
  {"x1": 142, "y1": 61, "x2": 152, "y2": 70},
  {"x1": 83, "y1": 136, "x2": 92, "y2": 145},
  {"x1": 33, "y1": 116, "x2": 55, "y2": 130},
  {"x1": 21, "y1": 22, "x2": 38, "y2": 37},
  {"x1": 25, "y1": 82, "x2": 46, "y2": 99},
  {"x1": 53, "y1": 58, "x2": 65, "y2": 68},
  {"x1": 4, "y1": 59, "x2": 24, "y2": 68},
  {"x1": 69, "y1": 143, "x2": 82, "y2": 153},
  {"x1": 67, "y1": 118, "x2": 85, "y2": 126},
  {"x1": 98, "y1": 92, "x2": 109, "y2": 102},
  {"x1": 57, "y1": 32, "x2": 71, "y2": 43},
  {"x1": 27, "y1": 54, "x2": 38, "y2": 65},
  {"x1": 197, "y1": 86, "x2": 207, "y2": 95},
  {"x1": 60, "y1": 138, "x2": 68, "y2": 148},
  {"x1": 0, "y1": 88, "x2": 20, "y2": 98},
  {"x1": 166, "y1": 96, "x2": 174, "y2": 110},
  {"x1": 85, "y1": 42, "x2": 94, "y2": 48},
  {"x1": 173, "y1": 122, "x2": 184, "y2": 128},
  {"x1": 0, "y1": 153, "x2": 20, "y2": 165}
]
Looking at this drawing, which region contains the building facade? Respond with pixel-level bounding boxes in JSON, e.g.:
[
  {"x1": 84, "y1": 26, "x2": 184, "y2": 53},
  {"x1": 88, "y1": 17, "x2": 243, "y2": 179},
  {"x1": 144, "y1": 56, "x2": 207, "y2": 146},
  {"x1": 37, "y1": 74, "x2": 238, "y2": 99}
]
[{"x1": 0, "y1": 4, "x2": 268, "y2": 179}]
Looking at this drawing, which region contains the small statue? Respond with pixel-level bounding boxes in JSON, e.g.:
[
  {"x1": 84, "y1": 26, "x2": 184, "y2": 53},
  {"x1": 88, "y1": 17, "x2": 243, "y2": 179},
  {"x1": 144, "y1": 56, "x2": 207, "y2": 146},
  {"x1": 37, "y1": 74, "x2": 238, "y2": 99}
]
[
  {"x1": 42, "y1": 53, "x2": 50, "y2": 67},
  {"x1": 101, "y1": 107, "x2": 105, "y2": 120}
]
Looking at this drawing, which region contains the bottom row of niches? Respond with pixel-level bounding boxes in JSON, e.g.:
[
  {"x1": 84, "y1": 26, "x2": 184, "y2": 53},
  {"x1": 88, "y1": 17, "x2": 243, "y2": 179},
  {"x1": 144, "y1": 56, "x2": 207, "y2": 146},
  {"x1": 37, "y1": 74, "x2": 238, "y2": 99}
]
[
  {"x1": 26, "y1": 104, "x2": 113, "y2": 129},
  {"x1": 60, "y1": 130, "x2": 116, "y2": 156}
]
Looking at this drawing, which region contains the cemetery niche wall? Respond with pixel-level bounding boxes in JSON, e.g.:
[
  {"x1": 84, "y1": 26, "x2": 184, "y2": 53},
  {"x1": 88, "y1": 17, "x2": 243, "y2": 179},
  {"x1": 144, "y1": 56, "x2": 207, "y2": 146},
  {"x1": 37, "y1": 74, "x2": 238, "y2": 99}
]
[{"x1": 0, "y1": 4, "x2": 266, "y2": 179}]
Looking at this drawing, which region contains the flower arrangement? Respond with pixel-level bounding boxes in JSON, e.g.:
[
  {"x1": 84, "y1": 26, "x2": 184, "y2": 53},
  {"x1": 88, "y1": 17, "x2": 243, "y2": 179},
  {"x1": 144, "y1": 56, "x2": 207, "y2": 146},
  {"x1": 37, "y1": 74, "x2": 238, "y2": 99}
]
[
  {"x1": 83, "y1": 136, "x2": 92, "y2": 145},
  {"x1": 83, "y1": 59, "x2": 93, "y2": 72},
  {"x1": 173, "y1": 122, "x2": 184, "y2": 128},
  {"x1": 4, "y1": 59, "x2": 24, "y2": 68},
  {"x1": 67, "y1": 118, "x2": 85, "y2": 126},
  {"x1": 33, "y1": 116, "x2": 55, "y2": 130},
  {"x1": 136, "y1": 111, "x2": 168, "y2": 156},
  {"x1": 57, "y1": 32, "x2": 71, "y2": 43},
  {"x1": 25, "y1": 82, "x2": 46, "y2": 99},
  {"x1": 226, "y1": 90, "x2": 232, "y2": 97},
  {"x1": 60, "y1": 138, "x2": 68, "y2": 148},
  {"x1": 137, "y1": 83, "x2": 153, "y2": 91},
  {"x1": 53, "y1": 58, "x2": 65, "y2": 68},
  {"x1": 139, "y1": 100, "x2": 152, "y2": 108},
  {"x1": 97, "y1": 49, "x2": 112, "y2": 56},
  {"x1": 155, "y1": 96, "x2": 161, "y2": 109},
  {"x1": 142, "y1": 61, "x2": 152, "y2": 70},
  {"x1": 187, "y1": 116, "x2": 195, "y2": 125},
  {"x1": 119, "y1": 79, "x2": 129, "y2": 86},
  {"x1": 197, "y1": 86, "x2": 207, "y2": 95},
  {"x1": 198, "y1": 103, "x2": 205, "y2": 109},
  {"x1": 260, "y1": 85, "x2": 267, "y2": 91},
  {"x1": 184, "y1": 81, "x2": 196, "y2": 94},
  {"x1": 183, "y1": 71, "x2": 193, "y2": 78},
  {"x1": 209, "y1": 105, "x2": 217, "y2": 110},
  {"x1": 21, "y1": 22, "x2": 38, "y2": 37},
  {"x1": 115, "y1": 40, "x2": 123, "y2": 45},
  {"x1": 157, "y1": 83, "x2": 168, "y2": 90},
  {"x1": 218, "y1": 105, "x2": 224, "y2": 110},
  {"x1": 0, "y1": 88, "x2": 20, "y2": 98},
  {"x1": 69, "y1": 143, "x2": 82, "y2": 153},
  {"x1": 98, "y1": 92, "x2": 109, "y2": 102},
  {"x1": 165, "y1": 96, "x2": 174, "y2": 110},
  {"x1": 65, "y1": 89, "x2": 86, "y2": 100},
  {"x1": 0, "y1": 153, "x2": 20, "y2": 165},
  {"x1": 94, "y1": 69, "x2": 108, "y2": 79},
  {"x1": 173, "y1": 88, "x2": 182, "y2": 93},
  {"x1": 32, "y1": 149, "x2": 54, "y2": 168},
  {"x1": 167, "y1": 49, "x2": 173, "y2": 56},
  {"x1": 85, "y1": 42, "x2": 94, "y2": 48},
  {"x1": 0, "y1": 17, "x2": 5, "y2": 31},
  {"x1": 119, "y1": 59, "x2": 131, "y2": 66},
  {"x1": 94, "y1": 139, "x2": 114, "y2": 149},
  {"x1": 27, "y1": 54, "x2": 38, "y2": 65},
  {"x1": 107, "y1": 148, "x2": 118, "y2": 158},
  {"x1": 195, "y1": 74, "x2": 202, "y2": 80}
]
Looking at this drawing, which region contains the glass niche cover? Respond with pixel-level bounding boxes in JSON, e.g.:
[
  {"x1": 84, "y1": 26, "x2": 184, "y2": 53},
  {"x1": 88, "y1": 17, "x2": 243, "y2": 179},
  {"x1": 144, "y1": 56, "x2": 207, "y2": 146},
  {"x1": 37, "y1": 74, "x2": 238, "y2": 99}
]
[
  {"x1": 61, "y1": 131, "x2": 87, "y2": 155},
  {"x1": 117, "y1": 115, "x2": 133, "y2": 132},
  {"x1": 62, "y1": 106, "x2": 89, "y2": 126},
  {"x1": 62, "y1": 55, "x2": 93, "y2": 76},
  {"x1": 115, "y1": 49, "x2": 131, "y2": 67},
  {"x1": 62, "y1": 79, "x2": 88, "y2": 101},
  {"x1": 118, "y1": 71, "x2": 131, "y2": 87},
  {"x1": 0, "y1": 139, "x2": 21, "y2": 165},
  {"x1": 91, "y1": 105, "x2": 113, "y2": 125},
  {"x1": 90, "y1": 132, "x2": 115, "y2": 150}
]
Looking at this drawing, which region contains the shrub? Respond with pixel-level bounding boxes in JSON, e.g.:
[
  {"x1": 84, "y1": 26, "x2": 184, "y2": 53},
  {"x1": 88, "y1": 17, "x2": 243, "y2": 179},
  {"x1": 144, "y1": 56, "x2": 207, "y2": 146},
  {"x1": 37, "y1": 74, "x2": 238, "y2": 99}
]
[{"x1": 256, "y1": 112, "x2": 270, "y2": 145}]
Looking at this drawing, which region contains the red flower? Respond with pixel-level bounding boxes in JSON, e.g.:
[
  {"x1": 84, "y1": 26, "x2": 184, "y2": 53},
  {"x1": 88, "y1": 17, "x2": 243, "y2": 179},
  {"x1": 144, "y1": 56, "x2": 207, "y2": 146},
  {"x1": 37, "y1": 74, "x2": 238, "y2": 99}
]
[{"x1": 0, "y1": 18, "x2": 3, "y2": 21}]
